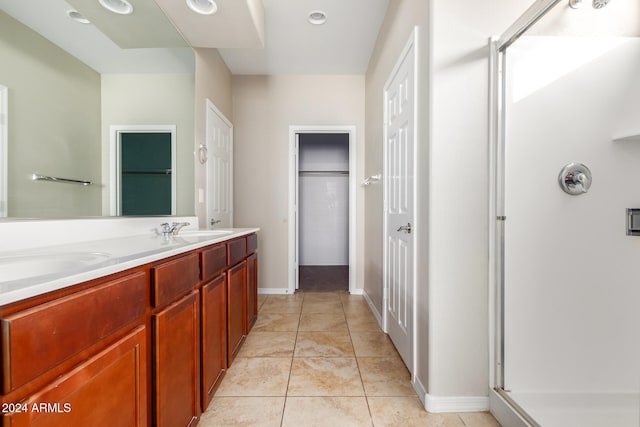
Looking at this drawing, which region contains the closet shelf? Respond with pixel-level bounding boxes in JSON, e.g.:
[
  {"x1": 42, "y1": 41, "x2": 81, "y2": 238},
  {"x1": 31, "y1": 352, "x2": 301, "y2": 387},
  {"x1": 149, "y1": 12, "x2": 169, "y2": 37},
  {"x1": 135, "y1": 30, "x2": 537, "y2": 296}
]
[{"x1": 298, "y1": 170, "x2": 349, "y2": 175}]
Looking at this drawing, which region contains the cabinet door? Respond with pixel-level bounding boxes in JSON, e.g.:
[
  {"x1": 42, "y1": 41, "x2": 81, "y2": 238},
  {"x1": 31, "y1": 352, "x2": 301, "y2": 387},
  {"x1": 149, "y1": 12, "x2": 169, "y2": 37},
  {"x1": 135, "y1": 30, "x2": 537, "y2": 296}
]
[
  {"x1": 227, "y1": 260, "x2": 247, "y2": 366},
  {"x1": 246, "y1": 253, "x2": 258, "y2": 332},
  {"x1": 153, "y1": 291, "x2": 200, "y2": 427},
  {"x1": 4, "y1": 326, "x2": 146, "y2": 427},
  {"x1": 201, "y1": 274, "x2": 227, "y2": 411}
]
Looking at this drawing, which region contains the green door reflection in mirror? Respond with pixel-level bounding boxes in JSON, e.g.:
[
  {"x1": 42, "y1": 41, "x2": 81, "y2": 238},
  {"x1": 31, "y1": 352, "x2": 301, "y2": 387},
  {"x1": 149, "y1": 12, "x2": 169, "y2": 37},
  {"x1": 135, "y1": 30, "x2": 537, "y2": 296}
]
[{"x1": 120, "y1": 132, "x2": 173, "y2": 216}]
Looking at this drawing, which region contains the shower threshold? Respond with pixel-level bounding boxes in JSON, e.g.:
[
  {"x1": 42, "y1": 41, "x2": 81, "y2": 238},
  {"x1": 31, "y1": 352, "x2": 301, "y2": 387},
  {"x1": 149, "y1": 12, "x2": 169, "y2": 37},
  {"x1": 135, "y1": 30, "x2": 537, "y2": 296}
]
[{"x1": 505, "y1": 390, "x2": 640, "y2": 427}]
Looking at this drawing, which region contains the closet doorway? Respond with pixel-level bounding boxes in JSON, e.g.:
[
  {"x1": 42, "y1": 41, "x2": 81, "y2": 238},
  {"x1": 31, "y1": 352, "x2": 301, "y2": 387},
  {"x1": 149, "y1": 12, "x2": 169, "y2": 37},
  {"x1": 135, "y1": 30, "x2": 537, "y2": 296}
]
[{"x1": 288, "y1": 126, "x2": 356, "y2": 294}]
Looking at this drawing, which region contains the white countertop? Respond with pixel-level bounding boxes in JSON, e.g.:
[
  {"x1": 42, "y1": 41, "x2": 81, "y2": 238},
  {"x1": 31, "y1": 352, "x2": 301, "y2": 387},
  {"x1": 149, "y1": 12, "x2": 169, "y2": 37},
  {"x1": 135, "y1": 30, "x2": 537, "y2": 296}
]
[{"x1": 0, "y1": 228, "x2": 259, "y2": 306}]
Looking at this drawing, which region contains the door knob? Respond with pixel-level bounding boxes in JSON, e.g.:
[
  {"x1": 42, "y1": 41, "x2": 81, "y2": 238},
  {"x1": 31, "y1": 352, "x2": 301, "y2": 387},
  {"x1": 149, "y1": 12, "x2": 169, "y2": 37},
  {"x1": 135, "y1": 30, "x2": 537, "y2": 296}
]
[{"x1": 397, "y1": 223, "x2": 412, "y2": 234}]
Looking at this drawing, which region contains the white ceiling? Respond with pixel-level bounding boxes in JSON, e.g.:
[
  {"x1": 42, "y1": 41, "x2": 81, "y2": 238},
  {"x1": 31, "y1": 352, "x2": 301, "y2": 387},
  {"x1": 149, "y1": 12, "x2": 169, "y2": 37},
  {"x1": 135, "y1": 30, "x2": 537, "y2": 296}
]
[
  {"x1": 0, "y1": 0, "x2": 389, "y2": 75},
  {"x1": 218, "y1": 0, "x2": 389, "y2": 74},
  {"x1": 155, "y1": 0, "x2": 265, "y2": 49}
]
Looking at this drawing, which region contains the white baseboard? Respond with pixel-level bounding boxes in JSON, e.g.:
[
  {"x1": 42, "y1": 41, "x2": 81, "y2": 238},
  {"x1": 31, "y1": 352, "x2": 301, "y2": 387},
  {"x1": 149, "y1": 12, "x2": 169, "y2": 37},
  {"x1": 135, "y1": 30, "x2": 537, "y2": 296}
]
[
  {"x1": 425, "y1": 394, "x2": 490, "y2": 413},
  {"x1": 362, "y1": 289, "x2": 384, "y2": 330},
  {"x1": 413, "y1": 376, "x2": 427, "y2": 407},
  {"x1": 257, "y1": 288, "x2": 290, "y2": 295},
  {"x1": 348, "y1": 288, "x2": 364, "y2": 295}
]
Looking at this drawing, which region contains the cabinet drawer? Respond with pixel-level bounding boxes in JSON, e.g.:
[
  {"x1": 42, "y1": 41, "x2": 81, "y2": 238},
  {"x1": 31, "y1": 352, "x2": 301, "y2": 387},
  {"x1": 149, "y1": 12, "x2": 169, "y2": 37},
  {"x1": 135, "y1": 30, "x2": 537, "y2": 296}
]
[
  {"x1": 246, "y1": 234, "x2": 258, "y2": 255},
  {"x1": 227, "y1": 238, "x2": 247, "y2": 267},
  {"x1": 1, "y1": 272, "x2": 147, "y2": 393},
  {"x1": 151, "y1": 253, "x2": 199, "y2": 307},
  {"x1": 201, "y1": 244, "x2": 227, "y2": 283}
]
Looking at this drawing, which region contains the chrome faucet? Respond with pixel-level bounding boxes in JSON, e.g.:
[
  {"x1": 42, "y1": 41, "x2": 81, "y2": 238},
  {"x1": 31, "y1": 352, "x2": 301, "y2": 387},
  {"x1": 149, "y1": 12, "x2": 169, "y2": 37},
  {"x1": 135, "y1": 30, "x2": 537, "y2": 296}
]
[{"x1": 160, "y1": 222, "x2": 190, "y2": 237}]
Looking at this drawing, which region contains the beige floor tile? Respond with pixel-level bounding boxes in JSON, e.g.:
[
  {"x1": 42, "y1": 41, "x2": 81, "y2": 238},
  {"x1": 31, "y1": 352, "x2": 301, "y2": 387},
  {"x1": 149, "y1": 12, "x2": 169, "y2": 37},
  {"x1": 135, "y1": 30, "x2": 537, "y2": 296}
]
[
  {"x1": 287, "y1": 357, "x2": 364, "y2": 396},
  {"x1": 216, "y1": 357, "x2": 292, "y2": 397},
  {"x1": 298, "y1": 313, "x2": 348, "y2": 332},
  {"x1": 358, "y1": 357, "x2": 415, "y2": 396},
  {"x1": 267, "y1": 294, "x2": 304, "y2": 302},
  {"x1": 252, "y1": 313, "x2": 300, "y2": 332},
  {"x1": 350, "y1": 331, "x2": 400, "y2": 357},
  {"x1": 302, "y1": 300, "x2": 344, "y2": 313},
  {"x1": 339, "y1": 293, "x2": 365, "y2": 302},
  {"x1": 257, "y1": 294, "x2": 268, "y2": 308},
  {"x1": 260, "y1": 298, "x2": 303, "y2": 314},
  {"x1": 237, "y1": 332, "x2": 297, "y2": 357},
  {"x1": 301, "y1": 292, "x2": 343, "y2": 303},
  {"x1": 200, "y1": 397, "x2": 285, "y2": 427},
  {"x1": 458, "y1": 412, "x2": 501, "y2": 427},
  {"x1": 367, "y1": 397, "x2": 465, "y2": 427},
  {"x1": 346, "y1": 312, "x2": 382, "y2": 332},
  {"x1": 281, "y1": 397, "x2": 372, "y2": 427},
  {"x1": 342, "y1": 302, "x2": 374, "y2": 315},
  {"x1": 294, "y1": 332, "x2": 354, "y2": 357}
]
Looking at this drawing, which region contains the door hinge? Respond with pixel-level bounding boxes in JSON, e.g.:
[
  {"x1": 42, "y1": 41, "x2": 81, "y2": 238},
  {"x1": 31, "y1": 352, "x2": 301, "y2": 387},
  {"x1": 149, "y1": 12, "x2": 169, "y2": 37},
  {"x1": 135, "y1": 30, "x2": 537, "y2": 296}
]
[{"x1": 497, "y1": 216, "x2": 506, "y2": 221}]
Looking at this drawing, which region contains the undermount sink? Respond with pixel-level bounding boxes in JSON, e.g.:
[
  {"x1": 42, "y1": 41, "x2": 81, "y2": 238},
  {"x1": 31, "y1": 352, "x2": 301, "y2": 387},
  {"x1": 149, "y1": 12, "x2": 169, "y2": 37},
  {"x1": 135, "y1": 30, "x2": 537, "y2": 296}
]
[
  {"x1": 177, "y1": 230, "x2": 234, "y2": 238},
  {"x1": 0, "y1": 252, "x2": 111, "y2": 282}
]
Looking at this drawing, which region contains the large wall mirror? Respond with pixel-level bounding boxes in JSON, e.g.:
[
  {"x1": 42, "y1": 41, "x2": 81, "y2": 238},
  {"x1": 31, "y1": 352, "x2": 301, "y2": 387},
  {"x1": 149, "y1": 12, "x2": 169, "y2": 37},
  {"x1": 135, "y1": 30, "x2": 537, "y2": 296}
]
[{"x1": 0, "y1": 0, "x2": 195, "y2": 218}]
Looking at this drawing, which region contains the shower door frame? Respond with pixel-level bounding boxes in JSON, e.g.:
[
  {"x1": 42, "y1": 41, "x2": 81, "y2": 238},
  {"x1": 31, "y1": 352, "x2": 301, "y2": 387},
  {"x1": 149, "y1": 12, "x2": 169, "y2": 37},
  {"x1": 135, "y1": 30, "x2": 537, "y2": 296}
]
[{"x1": 488, "y1": 1, "x2": 562, "y2": 426}]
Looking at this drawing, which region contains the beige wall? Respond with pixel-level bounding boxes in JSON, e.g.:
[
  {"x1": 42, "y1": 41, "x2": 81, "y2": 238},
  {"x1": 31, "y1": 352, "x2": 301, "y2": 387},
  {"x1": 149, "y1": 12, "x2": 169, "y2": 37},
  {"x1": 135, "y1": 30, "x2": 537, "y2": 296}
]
[
  {"x1": 232, "y1": 75, "x2": 365, "y2": 292},
  {"x1": 100, "y1": 73, "x2": 195, "y2": 216},
  {"x1": 429, "y1": 0, "x2": 531, "y2": 399},
  {"x1": 193, "y1": 48, "x2": 233, "y2": 228},
  {"x1": 0, "y1": 11, "x2": 101, "y2": 217},
  {"x1": 364, "y1": 0, "x2": 533, "y2": 404},
  {"x1": 363, "y1": 0, "x2": 430, "y2": 395}
]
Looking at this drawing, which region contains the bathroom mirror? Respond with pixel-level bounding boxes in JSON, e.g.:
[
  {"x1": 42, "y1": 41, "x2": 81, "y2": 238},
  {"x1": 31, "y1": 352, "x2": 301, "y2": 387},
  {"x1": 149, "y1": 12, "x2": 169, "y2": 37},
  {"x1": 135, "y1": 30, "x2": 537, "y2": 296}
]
[{"x1": 0, "y1": 0, "x2": 196, "y2": 218}]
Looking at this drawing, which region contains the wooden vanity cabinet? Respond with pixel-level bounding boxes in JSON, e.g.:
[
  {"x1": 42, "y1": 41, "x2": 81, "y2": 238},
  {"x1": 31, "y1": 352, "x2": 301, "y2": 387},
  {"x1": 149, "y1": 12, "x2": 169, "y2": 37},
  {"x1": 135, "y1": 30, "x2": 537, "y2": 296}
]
[
  {"x1": 5, "y1": 327, "x2": 147, "y2": 427},
  {"x1": 0, "y1": 231, "x2": 259, "y2": 427},
  {"x1": 151, "y1": 255, "x2": 201, "y2": 427},
  {"x1": 200, "y1": 274, "x2": 227, "y2": 411},
  {"x1": 246, "y1": 252, "x2": 258, "y2": 332},
  {"x1": 153, "y1": 290, "x2": 200, "y2": 427},
  {"x1": 226, "y1": 260, "x2": 247, "y2": 365},
  {"x1": 0, "y1": 272, "x2": 148, "y2": 427}
]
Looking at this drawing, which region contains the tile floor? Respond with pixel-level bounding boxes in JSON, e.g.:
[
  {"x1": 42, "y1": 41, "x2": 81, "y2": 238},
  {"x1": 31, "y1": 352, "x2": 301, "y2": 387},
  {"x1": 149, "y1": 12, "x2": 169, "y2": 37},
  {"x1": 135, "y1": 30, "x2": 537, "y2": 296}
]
[{"x1": 199, "y1": 292, "x2": 501, "y2": 427}]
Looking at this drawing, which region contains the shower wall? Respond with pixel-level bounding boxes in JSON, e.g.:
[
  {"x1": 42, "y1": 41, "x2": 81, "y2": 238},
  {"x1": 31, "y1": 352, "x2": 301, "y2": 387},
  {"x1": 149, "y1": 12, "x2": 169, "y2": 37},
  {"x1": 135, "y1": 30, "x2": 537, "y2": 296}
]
[{"x1": 504, "y1": 37, "x2": 640, "y2": 392}]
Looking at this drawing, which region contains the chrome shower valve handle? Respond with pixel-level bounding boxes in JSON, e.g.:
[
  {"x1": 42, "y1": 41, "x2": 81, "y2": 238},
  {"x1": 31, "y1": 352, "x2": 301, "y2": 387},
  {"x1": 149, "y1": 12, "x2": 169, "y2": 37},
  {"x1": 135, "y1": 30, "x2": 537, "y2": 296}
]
[{"x1": 558, "y1": 162, "x2": 592, "y2": 195}]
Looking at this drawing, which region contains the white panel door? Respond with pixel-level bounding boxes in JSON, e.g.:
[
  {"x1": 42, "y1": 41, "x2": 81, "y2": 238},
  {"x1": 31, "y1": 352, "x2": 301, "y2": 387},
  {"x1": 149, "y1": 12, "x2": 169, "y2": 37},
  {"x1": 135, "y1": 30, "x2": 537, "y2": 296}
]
[
  {"x1": 384, "y1": 33, "x2": 415, "y2": 369},
  {"x1": 206, "y1": 99, "x2": 233, "y2": 227}
]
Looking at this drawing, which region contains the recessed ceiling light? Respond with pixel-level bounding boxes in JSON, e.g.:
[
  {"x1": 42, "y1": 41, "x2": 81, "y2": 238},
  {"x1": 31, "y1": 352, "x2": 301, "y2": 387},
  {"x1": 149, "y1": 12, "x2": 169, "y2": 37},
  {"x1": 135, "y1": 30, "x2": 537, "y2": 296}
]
[
  {"x1": 308, "y1": 10, "x2": 327, "y2": 25},
  {"x1": 67, "y1": 9, "x2": 91, "y2": 24},
  {"x1": 98, "y1": 0, "x2": 134, "y2": 15},
  {"x1": 186, "y1": 0, "x2": 218, "y2": 15}
]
